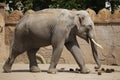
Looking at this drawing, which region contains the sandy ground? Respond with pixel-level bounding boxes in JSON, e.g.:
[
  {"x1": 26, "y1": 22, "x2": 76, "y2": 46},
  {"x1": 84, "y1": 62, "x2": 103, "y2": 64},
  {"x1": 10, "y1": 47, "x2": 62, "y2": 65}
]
[{"x1": 0, "y1": 63, "x2": 120, "y2": 80}]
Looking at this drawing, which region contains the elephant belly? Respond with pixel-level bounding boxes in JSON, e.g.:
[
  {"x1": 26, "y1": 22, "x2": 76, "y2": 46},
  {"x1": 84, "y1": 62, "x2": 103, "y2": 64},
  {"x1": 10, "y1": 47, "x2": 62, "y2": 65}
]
[
  {"x1": 31, "y1": 38, "x2": 51, "y2": 47},
  {"x1": 22, "y1": 33, "x2": 52, "y2": 49}
]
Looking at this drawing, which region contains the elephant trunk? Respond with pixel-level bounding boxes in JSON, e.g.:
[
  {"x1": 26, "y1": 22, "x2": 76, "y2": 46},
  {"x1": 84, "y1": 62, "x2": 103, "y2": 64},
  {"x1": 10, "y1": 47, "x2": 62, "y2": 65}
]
[
  {"x1": 90, "y1": 38, "x2": 101, "y2": 69},
  {"x1": 88, "y1": 31, "x2": 101, "y2": 69}
]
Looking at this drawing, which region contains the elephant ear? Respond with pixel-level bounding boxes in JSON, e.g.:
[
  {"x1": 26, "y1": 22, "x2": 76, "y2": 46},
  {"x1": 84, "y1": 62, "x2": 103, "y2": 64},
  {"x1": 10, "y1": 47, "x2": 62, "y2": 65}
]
[{"x1": 74, "y1": 14, "x2": 81, "y2": 30}]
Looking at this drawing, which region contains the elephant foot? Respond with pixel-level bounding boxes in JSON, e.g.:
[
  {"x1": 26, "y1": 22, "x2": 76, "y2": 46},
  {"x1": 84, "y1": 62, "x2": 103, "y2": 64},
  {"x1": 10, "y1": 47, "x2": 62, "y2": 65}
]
[
  {"x1": 94, "y1": 65, "x2": 101, "y2": 69},
  {"x1": 30, "y1": 66, "x2": 40, "y2": 72},
  {"x1": 47, "y1": 68, "x2": 58, "y2": 74},
  {"x1": 80, "y1": 68, "x2": 90, "y2": 74},
  {"x1": 3, "y1": 65, "x2": 11, "y2": 73}
]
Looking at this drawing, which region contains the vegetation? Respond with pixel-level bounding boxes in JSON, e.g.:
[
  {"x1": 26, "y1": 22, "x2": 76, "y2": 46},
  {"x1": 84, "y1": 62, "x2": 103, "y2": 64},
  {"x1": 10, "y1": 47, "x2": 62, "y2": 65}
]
[{"x1": 1, "y1": 0, "x2": 120, "y2": 13}]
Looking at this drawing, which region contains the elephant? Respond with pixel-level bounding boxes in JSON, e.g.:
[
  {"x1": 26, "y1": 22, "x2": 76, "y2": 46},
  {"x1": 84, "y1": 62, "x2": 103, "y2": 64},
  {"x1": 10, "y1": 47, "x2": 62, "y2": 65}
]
[{"x1": 3, "y1": 9, "x2": 102, "y2": 73}]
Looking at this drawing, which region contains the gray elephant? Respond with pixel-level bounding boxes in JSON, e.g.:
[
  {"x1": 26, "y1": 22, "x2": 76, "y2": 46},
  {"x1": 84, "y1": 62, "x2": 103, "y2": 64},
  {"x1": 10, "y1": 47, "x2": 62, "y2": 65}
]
[{"x1": 3, "y1": 9, "x2": 102, "y2": 73}]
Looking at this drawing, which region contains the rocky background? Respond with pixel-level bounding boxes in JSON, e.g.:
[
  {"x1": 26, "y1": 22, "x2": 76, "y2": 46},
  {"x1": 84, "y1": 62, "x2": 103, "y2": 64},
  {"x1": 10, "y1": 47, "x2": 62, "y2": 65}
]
[{"x1": 0, "y1": 3, "x2": 120, "y2": 65}]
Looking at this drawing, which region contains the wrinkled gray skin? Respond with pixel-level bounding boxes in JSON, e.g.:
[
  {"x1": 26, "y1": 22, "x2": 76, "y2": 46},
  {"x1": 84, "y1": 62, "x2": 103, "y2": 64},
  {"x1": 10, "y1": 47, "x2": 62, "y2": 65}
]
[{"x1": 3, "y1": 9, "x2": 101, "y2": 73}]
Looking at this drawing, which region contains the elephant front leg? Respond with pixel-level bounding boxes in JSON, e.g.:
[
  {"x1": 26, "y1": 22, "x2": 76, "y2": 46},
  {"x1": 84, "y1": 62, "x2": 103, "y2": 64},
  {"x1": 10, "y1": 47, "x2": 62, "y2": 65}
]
[
  {"x1": 48, "y1": 42, "x2": 64, "y2": 74},
  {"x1": 65, "y1": 41, "x2": 90, "y2": 74}
]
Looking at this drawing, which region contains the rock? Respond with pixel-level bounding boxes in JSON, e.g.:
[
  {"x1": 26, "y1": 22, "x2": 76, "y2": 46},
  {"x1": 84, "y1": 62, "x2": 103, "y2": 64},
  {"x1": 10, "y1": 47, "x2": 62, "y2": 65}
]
[
  {"x1": 110, "y1": 69, "x2": 115, "y2": 72},
  {"x1": 75, "y1": 68, "x2": 81, "y2": 72},
  {"x1": 94, "y1": 66, "x2": 99, "y2": 69},
  {"x1": 95, "y1": 69, "x2": 98, "y2": 72},
  {"x1": 5, "y1": 11, "x2": 9, "y2": 22},
  {"x1": 25, "y1": 9, "x2": 34, "y2": 15},
  {"x1": 0, "y1": 13, "x2": 5, "y2": 27},
  {"x1": 105, "y1": 69, "x2": 112, "y2": 73},
  {"x1": 86, "y1": 8, "x2": 96, "y2": 21},
  {"x1": 0, "y1": 13, "x2": 4, "y2": 33},
  {"x1": 111, "y1": 8, "x2": 120, "y2": 22},
  {"x1": 98, "y1": 71, "x2": 102, "y2": 75},
  {"x1": 96, "y1": 8, "x2": 111, "y2": 23},
  {"x1": 69, "y1": 68, "x2": 74, "y2": 72},
  {"x1": 0, "y1": 3, "x2": 5, "y2": 8},
  {"x1": 60, "y1": 68, "x2": 65, "y2": 72},
  {"x1": 6, "y1": 10, "x2": 23, "y2": 24},
  {"x1": 101, "y1": 68, "x2": 105, "y2": 71},
  {"x1": 71, "y1": 9, "x2": 77, "y2": 11},
  {"x1": 0, "y1": 3, "x2": 5, "y2": 17}
]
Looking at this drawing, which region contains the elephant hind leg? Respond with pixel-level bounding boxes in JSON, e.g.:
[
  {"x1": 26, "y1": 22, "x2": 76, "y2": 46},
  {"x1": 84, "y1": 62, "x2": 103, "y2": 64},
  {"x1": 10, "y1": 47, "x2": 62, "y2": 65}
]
[
  {"x1": 27, "y1": 48, "x2": 40, "y2": 72},
  {"x1": 3, "y1": 48, "x2": 25, "y2": 73}
]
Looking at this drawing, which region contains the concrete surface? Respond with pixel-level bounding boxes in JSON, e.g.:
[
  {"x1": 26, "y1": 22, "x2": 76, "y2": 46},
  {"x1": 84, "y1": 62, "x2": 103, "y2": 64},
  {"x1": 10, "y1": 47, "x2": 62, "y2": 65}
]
[{"x1": 0, "y1": 63, "x2": 120, "y2": 80}]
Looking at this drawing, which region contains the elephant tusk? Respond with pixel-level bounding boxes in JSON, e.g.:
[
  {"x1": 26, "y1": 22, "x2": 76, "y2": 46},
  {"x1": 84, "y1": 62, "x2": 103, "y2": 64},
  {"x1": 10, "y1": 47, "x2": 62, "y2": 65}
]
[{"x1": 91, "y1": 39, "x2": 103, "y2": 49}]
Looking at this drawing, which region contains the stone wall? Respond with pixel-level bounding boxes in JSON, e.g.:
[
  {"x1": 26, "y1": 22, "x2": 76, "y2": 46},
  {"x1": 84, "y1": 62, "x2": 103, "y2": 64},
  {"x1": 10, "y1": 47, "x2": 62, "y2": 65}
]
[
  {"x1": 0, "y1": 3, "x2": 9, "y2": 62},
  {"x1": 1, "y1": 4, "x2": 120, "y2": 65}
]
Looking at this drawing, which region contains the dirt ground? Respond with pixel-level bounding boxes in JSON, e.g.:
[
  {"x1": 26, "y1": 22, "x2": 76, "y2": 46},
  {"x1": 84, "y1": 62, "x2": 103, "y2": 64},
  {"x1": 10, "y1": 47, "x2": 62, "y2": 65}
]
[{"x1": 0, "y1": 63, "x2": 120, "y2": 80}]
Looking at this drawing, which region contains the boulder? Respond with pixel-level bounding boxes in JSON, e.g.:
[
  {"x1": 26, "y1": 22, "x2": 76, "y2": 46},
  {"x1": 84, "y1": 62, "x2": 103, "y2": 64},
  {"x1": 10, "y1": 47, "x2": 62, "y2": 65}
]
[
  {"x1": 111, "y1": 8, "x2": 120, "y2": 23},
  {"x1": 86, "y1": 8, "x2": 96, "y2": 22},
  {"x1": 0, "y1": 13, "x2": 5, "y2": 27},
  {"x1": 25, "y1": 9, "x2": 35, "y2": 15},
  {"x1": 96, "y1": 8, "x2": 111, "y2": 23},
  {"x1": 6, "y1": 10, "x2": 23, "y2": 25}
]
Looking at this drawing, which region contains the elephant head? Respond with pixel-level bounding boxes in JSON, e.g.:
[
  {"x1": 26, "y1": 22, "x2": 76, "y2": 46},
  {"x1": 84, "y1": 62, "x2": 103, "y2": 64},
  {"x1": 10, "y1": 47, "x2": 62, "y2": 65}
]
[{"x1": 73, "y1": 10, "x2": 102, "y2": 69}]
